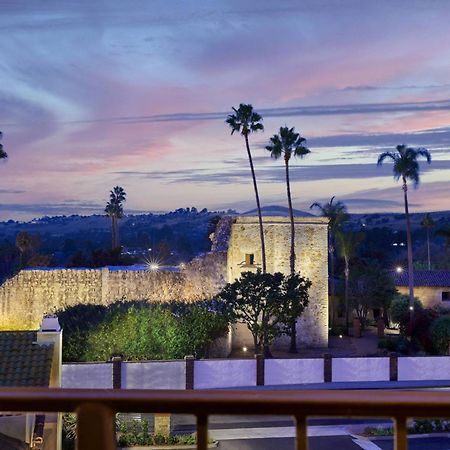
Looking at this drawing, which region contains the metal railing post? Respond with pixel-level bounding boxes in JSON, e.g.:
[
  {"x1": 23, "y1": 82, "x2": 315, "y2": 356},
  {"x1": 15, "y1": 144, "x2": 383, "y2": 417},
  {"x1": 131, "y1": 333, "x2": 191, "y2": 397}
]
[
  {"x1": 295, "y1": 415, "x2": 308, "y2": 450},
  {"x1": 76, "y1": 402, "x2": 116, "y2": 450}
]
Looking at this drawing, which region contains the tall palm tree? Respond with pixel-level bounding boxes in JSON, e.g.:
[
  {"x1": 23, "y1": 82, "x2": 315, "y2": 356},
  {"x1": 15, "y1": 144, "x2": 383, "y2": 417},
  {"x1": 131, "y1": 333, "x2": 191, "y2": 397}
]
[
  {"x1": 266, "y1": 126, "x2": 310, "y2": 274},
  {"x1": 105, "y1": 186, "x2": 126, "y2": 249},
  {"x1": 310, "y1": 196, "x2": 349, "y2": 324},
  {"x1": 0, "y1": 132, "x2": 7, "y2": 160},
  {"x1": 336, "y1": 230, "x2": 364, "y2": 334},
  {"x1": 16, "y1": 231, "x2": 32, "y2": 268},
  {"x1": 377, "y1": 145, "x2": 431, "y2": 319},
  {"x1": 265, "y1": 126, "x2": 310, "y2": 353},
  {"x1": 226, "y1": 104, "x2": 266, "y2": 273},
  {"x1": 421, "y1": 213, "x2": 435, "y2": 270}
]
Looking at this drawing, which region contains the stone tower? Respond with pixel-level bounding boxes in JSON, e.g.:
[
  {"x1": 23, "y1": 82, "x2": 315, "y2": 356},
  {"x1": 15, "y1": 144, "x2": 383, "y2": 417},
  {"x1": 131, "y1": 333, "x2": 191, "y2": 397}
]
[{"x1": 227, "y1": 215, "x2": 329, "y2": 348}]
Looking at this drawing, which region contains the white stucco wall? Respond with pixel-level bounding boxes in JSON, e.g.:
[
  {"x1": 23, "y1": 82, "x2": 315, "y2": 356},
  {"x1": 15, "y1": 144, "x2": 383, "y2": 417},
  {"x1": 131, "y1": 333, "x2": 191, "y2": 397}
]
[
  {"x1": 332, "y1": 358, "x2": 390, "y2": 382},
  {"x1": 194, "y1": 359, "x2": 256, "y2": 389},
  {"x1": 122, "y1": 361, "x2": 185, "y2": 389},
  {"x1": 265, "y1": 358, "x2": 323, "y2": 385},
  {"x1": 62, "y1": 363, "x2": 113, "y2": 388},
  {"x1": 398, "y1": 357, "x2": 450, "y2": 381}
]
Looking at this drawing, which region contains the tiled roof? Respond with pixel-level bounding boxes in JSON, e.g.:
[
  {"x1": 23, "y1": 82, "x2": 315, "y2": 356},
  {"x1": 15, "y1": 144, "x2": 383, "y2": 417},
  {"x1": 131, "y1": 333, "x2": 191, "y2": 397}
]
[
  {"x1": 0, "y1": 332, "x2": 54, "y2": 387},
  {"x1": 393, "y1": 270, "x2": 450, "y2": 287}
]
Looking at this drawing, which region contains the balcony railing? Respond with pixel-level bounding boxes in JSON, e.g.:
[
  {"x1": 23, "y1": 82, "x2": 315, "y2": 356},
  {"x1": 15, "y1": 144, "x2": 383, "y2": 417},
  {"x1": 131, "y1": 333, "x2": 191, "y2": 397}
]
[{"x1": 1, "y1": 388, "x2": 450, "y2": 450}]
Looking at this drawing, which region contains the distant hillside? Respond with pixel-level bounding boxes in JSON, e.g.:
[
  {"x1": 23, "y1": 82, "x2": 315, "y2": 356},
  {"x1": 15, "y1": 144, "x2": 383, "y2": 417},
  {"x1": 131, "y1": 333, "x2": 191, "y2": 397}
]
[{"x1": 242, "y1": 205, "x2": 313, "y2": 217}]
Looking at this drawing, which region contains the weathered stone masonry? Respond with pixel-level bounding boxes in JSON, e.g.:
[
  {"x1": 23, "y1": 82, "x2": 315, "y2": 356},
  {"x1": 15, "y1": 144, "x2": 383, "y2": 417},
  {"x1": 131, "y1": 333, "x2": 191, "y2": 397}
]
[
  {"x1": 227, "y1": 216, "x2": 329, "y2": 348},
  {"x1": 0, "y1": 252, "x2": 227, "y2": 330},
  {"x1": 0, "y1": 215, "x2": 328, "y2": 349}
]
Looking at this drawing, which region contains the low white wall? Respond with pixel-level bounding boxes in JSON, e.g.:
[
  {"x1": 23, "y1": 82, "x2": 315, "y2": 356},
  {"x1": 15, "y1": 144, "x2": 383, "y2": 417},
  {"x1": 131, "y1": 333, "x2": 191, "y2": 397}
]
[
  {"x1": 62, "y1": 363, "x2": 112, "y2": 388},
  {"x1": 399, "y1": 357, "x2": 450, "y2": 381},
  {"x1": 265, "y1": 359, "x2": 323, "y2": 385},
  {"x1": 332, "y1": 358, "x2": 389, "y2": 382},
  {"x1": 122, "y1": 362, "x2": 185, "y2": 389},
  {"x1": 194, "y1": 359, "x2": 256, "y2": 389}
]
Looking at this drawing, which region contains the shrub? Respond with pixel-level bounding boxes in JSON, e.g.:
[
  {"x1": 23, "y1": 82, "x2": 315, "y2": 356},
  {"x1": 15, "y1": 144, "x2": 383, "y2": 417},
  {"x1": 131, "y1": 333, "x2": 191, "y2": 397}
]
[
  {"x1": 390, "y1": 295, "x2": 423, "y2": 334},
  {"x1": 430, "y1": 316, "x2": 450, "y2": 354},
  {"x1": 58, "y1": 301, "x2": 229, "y2": 362}
]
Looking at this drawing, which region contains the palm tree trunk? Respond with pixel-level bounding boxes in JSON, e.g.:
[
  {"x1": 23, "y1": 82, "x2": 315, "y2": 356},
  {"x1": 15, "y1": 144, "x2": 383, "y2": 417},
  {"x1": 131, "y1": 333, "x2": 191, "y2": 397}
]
[
  {"x1": 402, "y1": 177, "x2": 415, "y2": 328},
  {"x1": 329, "y1": 241, "x2": 335, "y2": 326},
  {"x1": 111, "y1": 216, "x2": 116, "y2": 249},
  {"x1": 285, "y1": 158, "x2": 297, "y2": 353},
  {"x1": 285, "y1": 159, "x2": 295, "y2": 274},
  {"x1": 344, "y1": 259, "x2": 349, "y2": 335},
  {"x1": 427, "y1": 228, "x2": 431, "y2": 270},
  {"x1": 244, "y1": 133, "x2": 266, "y2": 273},
  {"x1": 116, "y1": 218, "x2": 120, "y2": 248}
]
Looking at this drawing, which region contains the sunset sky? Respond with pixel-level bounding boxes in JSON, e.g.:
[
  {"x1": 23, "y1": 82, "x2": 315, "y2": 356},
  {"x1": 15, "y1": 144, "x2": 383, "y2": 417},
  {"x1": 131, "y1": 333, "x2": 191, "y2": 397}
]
[{"x1": 1, "y1": 0, "x2": 450, "y2": 220}]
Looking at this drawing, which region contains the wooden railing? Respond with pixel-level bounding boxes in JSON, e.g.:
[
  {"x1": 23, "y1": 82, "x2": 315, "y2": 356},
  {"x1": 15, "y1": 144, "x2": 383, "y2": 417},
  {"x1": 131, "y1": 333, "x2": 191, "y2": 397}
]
[{"x1": 1, "y1": 388, "x2": 450, "y2": 450}]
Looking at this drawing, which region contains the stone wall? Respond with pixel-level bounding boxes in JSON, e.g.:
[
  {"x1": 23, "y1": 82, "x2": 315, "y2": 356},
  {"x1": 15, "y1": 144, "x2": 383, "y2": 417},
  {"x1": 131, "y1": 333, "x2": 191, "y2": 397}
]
[
  {"x1": 0, "y1": 252, "x2": 227, "y2": 331},
  {"x1": 227, "y1": 216, "x2": 329, "y2": 348}
]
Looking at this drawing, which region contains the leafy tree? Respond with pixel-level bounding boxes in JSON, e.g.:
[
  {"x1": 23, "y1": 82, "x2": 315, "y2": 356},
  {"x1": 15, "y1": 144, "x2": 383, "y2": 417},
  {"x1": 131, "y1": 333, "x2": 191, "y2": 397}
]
[
  {"x1": 336, "y1": 230, "x2": 364, "y2": 332},
  {"x1": 105, "y1": 186, "x2": 127, "y2": 249},
  {"x1": 279, "y1": 272, "x2": 311, "y2": 351},
  {"x1": 377, "y1": 145, "x2": 431, "y2": 320},
  {"x1": 0, "y1": 131, "x2": 7, "y2": 159},
  {"x1": 226, "y1": 104, "x2": 266, "y2": 273},
  {"x1": 349, "y1": 263, "x2": 397, "y2": 327},
  {"x1": 310, "y1": 196, "x2": 349, "y2": 324},
  {"x1": 430, "y1": 316, "x2": 450, "y2": 354},
  {"x1": 421, "y1": 213, "x2": 435, "y2": 270},
  {"x1": 390, "y1": 295, "x2": 423, "y2": 335},
  {"x1": 218, "y1": 271, "x2": 310, "y2": 356}
]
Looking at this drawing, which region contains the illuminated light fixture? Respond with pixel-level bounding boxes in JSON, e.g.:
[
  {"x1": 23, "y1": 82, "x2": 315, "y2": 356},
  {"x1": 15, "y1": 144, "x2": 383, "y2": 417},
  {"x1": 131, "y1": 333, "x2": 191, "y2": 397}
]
[
  {"x1": 242, "y1": 346, "x2": 248, "y2": 352},
  {"x1": 396, "y1": 266, "x2": 403, "y2": 273},
  {"x1": 179, "y1": 263, "x2": 186, "y2": 270},
  {"x1": 409, "y1": 306, "x2": 414, "y2": 311},
  {"x1": 149, "y1": 263, "x2": 159, "y2": 271},
  {"x1": 339, "y1": 334, "x2": 343, "y2": 339}
]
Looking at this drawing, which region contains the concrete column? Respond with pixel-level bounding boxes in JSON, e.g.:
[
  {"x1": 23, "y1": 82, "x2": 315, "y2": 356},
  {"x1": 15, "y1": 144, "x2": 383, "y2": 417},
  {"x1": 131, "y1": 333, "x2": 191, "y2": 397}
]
[
  {"x1": 255, "y1": 354, "x2": 264, "y2": 386},
  {"x1": 323, "y1": 353, "x2": 332, "y2": 382},
  {"x1": 377, "y1": 317, "x2": 385, "y2": 338},
  {"x1": 185, "y1": 355, "x2": 195, "y2": 390},
  {"x1": 111, "y1": 356, "x2": 122, "y2": 389},
  {"x1": 389, "y1": 353, "x2": 398, "y2": 381},
  {"x1": 154, "y1": 414, "x2": 171, "y2": 437}
]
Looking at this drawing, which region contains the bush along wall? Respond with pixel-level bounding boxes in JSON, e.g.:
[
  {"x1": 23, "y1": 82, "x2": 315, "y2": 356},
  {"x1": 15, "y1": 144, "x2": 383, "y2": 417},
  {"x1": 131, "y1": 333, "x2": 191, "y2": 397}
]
[{"x1": 58, "y1": 300, "x2": 229, "y2": 362}]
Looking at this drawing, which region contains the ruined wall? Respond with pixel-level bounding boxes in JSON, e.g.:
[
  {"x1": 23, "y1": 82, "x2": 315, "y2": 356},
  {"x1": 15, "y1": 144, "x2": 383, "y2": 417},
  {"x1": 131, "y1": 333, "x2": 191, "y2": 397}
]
[
  {"x1": 0, "y1": 252, "x2": 227, "y2": 331},
  {"x1": 227, "y1": 216, "x2": 329, "y2": 348}
]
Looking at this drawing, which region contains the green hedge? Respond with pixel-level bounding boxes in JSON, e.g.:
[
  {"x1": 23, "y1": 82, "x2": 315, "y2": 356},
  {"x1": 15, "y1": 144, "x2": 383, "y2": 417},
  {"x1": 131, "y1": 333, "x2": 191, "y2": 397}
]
[{"x1": 58, "y1": 301, "x2": 229, "y2": 362}]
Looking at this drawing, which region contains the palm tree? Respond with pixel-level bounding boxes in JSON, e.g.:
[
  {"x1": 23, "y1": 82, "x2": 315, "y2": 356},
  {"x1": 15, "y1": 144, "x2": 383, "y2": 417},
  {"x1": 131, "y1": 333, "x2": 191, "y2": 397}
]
[
  {"x1": 266, "y1": 126, "x2": 310, "y2": 274},
  {"x1": 266, "y1": 126, "x2": 310, "y2": 353},
  {"x1": 377, "y1": 145, "x2": 431, "y2": 319},
  {"x1": 16, "y1": 231, "x2": 32, "y2": 268},
  {"x1": 310, "y1": 196, "x2": 349, "y2": 324},
  {"x1": 437, "y1": 228, "x2": 450, "y2": 262},
  {"x1": 0, "y1": 132, "x2": 7, "y2": 160},
  {"x1": 105, "y1": 186, "x2": 126, "y2": 249},
  {"x1": 226, "y1": 104, "x2": 266, "y2": 273},
  {"x1": 336, "y1": 231, "x2": 364, "y2": 334},
  {"x1": 421, "y1": 213, "x2": 435, "y2": 270}
]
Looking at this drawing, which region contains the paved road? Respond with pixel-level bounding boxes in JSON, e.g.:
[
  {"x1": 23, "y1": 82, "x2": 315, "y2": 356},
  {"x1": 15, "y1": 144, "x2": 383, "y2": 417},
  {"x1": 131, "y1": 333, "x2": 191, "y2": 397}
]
[
  {"x1": 218, "y1": 436, "x2": 363, "y2": 450},
  {"x1": 217, "y1": 436, "x2": 450, "y2": 449},
  {"x1": 375, "y1": 437, "x2": 450, "y2": 449}
]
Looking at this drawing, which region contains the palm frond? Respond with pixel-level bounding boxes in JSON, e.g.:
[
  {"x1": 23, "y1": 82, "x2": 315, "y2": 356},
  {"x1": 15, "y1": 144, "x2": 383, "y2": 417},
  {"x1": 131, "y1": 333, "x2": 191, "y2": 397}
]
[{"x1": 377, "y1": 152, "x2": 396, "y2": 166}]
